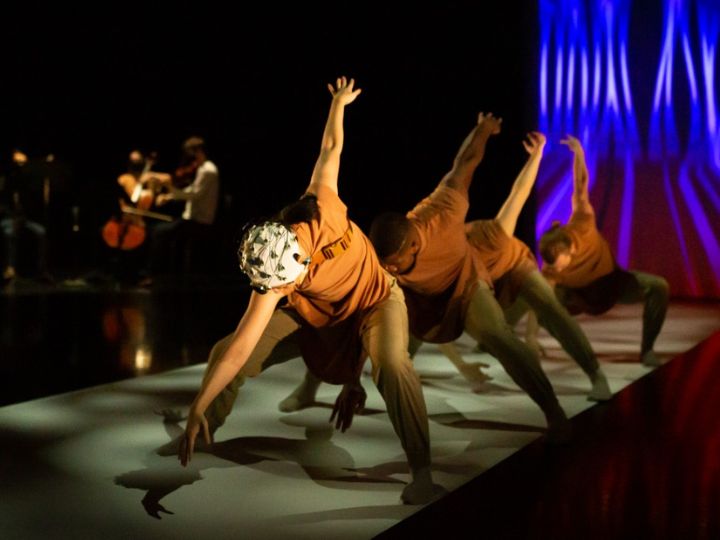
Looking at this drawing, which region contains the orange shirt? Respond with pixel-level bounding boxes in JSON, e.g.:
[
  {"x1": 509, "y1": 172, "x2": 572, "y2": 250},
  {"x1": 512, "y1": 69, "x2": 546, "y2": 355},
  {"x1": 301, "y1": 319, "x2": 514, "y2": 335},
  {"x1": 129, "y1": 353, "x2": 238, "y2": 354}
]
[
  {"x1": 542, "y1": 209, "x2": 616, "y2": 288},
  {"x1": 288, "y1": 184, "x2": 389, "y2": 327},
  {"x1": 466, "y1": 219, "x2": 538, "y2": 307},
  {"x1": 398, "y1": 185, "x2": 492, "y2": 343},
  {"x1": 286, "y1": 184, "x2": 389, "y2": 384}
]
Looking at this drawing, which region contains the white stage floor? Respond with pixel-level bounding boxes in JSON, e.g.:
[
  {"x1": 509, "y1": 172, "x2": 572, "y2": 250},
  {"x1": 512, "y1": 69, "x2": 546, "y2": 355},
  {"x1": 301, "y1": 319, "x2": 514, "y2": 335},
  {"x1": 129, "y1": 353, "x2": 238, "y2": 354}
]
[{"x1": 1, "y1": 302, "x2": 719, "y2": 539}]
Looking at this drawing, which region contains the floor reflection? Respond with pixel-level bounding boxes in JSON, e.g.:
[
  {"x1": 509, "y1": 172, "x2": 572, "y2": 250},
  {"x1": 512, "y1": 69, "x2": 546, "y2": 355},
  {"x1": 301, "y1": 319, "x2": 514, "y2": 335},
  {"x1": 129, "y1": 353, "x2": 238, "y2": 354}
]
[{"x1": 0, "y1": 285, "x2": 249, "y2": 406}]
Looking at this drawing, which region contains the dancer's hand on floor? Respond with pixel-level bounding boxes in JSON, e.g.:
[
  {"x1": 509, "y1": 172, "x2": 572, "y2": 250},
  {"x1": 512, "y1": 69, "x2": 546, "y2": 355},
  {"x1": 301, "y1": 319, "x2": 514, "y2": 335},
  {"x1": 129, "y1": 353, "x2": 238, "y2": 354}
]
[
  {"x1": 179, "y1": 408, "x2": 211, "y2": 466},
  {"x1": 330, "y1": 381, "x2": 367, "y2": 432}
]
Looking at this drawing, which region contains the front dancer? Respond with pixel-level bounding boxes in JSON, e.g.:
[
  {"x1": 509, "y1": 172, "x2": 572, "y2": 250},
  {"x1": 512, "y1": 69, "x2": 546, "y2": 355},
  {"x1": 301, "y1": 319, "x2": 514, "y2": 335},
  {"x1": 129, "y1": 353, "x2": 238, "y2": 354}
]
[{"x1": 179, "y1": 77, "x2": 437, "y2": 504}]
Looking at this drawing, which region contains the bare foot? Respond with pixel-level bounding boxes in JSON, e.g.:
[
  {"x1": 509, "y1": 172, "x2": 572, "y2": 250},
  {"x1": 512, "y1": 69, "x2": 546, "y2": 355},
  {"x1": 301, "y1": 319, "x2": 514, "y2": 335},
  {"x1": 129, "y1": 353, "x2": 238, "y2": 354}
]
[
  {"x1": 545, "y1": 406, "x2": 572, "y2": 444},
  {"x1": 401, "y1": 467, "x2": 446, "y2": 505},
  {"x1": 588, "y1": 369, "x2": 612, "y2": 401},
  {"x1": 641, "y1": 350, "x2": 661, "y2": 367},
  {"x1": 278, "y1": 376, "x2": 321, "y2": 412}
]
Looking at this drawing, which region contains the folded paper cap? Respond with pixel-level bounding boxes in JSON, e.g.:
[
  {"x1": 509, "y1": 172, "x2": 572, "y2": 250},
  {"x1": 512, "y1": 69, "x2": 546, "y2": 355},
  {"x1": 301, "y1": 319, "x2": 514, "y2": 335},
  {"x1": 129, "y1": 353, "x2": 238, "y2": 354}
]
[{"x1": 238, "y1": 222, "x2": 309, "y2": 292}]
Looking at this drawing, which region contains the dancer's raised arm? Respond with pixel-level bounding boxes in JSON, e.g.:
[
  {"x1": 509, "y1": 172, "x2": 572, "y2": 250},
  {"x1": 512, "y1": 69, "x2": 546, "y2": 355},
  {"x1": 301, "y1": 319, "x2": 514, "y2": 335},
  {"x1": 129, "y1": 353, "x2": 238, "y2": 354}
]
[
  {"x1": 496, "y1": 131, "x2": 546, "y2": 236},
  {"x1": 180, "y1": 288, "x2": 286, "y2": 465},
  {"x1": 561, "y1": 134, "x2": 593, "y2": 215},
  {"x1": 441, "y1": 112, "x2": 502, "y2": 195},
  {"x1": 307, "y1": 76, "x2": 362, "y2": 195}
]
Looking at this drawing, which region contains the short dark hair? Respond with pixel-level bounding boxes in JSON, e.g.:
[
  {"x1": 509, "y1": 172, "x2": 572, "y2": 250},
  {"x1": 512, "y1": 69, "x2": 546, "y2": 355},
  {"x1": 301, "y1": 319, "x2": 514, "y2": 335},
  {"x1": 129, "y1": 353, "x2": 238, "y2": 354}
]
[
  {"x1": 538, "y1": 222, "x2": 572, "y2": 264},
  {"x1": 369, "y1": 212, "x2": 411, "y2": 259},
  {"x1": 276, "y1": 194, "x2": 319, "y2": 226},
  {"x1": 182, "y1": 136, "x2": 206, "y2": 155}
]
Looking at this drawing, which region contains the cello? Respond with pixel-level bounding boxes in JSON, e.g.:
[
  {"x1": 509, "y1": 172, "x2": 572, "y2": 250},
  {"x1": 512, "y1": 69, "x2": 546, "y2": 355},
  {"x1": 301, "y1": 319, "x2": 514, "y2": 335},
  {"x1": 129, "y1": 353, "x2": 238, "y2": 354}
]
[{"x1": 102, "y1": 152, "x2": 157, "y2": 250}]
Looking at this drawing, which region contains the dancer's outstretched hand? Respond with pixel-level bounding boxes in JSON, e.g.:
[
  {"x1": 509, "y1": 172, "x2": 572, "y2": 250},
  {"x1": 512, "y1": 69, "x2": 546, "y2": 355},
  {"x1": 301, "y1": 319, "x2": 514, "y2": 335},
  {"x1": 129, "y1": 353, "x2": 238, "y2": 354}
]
[
  {"x1": 560, "y1": 134, "x2": 584, "y2": 154},
  {"x1": 477, "y1": 112, "x2": 503, "y2": 135},
  {"x1": 328, "y1": 76, "x2": 362, "y2": 106},
  {"x1": 330, "y1": 380, "x2": 367, "y2": 432},
  {"x1": 523, "y1": 131, "x2": 547, "y2": 154},
  {"x1": 179, "y1": 408, "x2": 211, "y2": 466}
]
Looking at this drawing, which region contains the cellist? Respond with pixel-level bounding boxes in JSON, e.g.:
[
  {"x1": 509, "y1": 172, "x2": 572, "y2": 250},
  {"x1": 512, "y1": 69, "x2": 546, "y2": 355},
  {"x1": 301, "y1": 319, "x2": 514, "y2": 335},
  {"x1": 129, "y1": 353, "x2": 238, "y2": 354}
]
[
  {"x1": 102, "y1": 150, "x2": 156, "y2": 251},
  {"x1": 118, "y1": 150, "x2": 156, "y2": 215}
]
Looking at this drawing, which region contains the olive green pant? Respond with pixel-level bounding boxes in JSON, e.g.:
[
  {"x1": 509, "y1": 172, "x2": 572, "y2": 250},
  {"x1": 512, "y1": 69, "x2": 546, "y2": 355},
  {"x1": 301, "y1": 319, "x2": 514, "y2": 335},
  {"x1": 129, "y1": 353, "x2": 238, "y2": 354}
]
[
  {"x1": 554, "y1": 270, "x2": 669, "y2": 355},
  {"x1": 410, "y1": 281, "x2": 562, "y2": 416},
  {"x1": 202, "y1": 279, "x2": 431, "y2": 472},
  {"x1": 503, "y1": 270, "x2": 599, "y2": 376}
]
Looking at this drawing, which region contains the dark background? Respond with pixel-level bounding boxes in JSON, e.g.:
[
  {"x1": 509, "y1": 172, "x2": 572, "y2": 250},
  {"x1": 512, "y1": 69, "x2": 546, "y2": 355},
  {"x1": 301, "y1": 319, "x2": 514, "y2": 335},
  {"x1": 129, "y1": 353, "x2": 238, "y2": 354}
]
[{"x1": 0, "y1": 1, "x2": 539, "y2": 276}]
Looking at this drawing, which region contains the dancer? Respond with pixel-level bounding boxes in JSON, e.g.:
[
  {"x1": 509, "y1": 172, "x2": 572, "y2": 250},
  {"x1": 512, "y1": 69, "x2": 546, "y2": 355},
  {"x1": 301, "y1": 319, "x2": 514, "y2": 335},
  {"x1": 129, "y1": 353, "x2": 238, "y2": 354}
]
[
  {"x1": 537, "y1": 135, "x2": 669, "y2": 367},
  {"x1": 179, "y1": 77, "x2": 438, "y2": 505}
]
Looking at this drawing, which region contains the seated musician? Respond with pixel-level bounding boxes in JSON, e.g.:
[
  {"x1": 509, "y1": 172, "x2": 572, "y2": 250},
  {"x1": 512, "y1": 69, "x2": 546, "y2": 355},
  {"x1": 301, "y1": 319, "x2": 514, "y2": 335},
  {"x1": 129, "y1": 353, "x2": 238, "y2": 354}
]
[
  {"x1": 139, "y1": 136, "x2": 219, "y2": 284},
  {"x1": 117, "y1": 150, "x2": 156, "y2": 214},
  {"x1": 0, "y1": 149, "x2": 51, "y2": 283},
  {"x1": 102, "y1": 150, "x2": 160, "y2": 282}
]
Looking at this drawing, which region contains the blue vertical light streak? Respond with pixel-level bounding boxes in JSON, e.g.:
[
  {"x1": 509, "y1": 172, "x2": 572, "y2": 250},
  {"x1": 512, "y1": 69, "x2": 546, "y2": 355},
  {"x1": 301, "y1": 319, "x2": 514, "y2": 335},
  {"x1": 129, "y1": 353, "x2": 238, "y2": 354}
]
[
  {"x1": 541, "y1": 43, "x2": 549, "y2": 118},
  {"x1": 603, "y1": 2, "x2": 620, "y2": 113},
  {"x1": 662, "y1": 165, "x2": 699, "y2": 296},
  {"x1": 593, "y1": 48, "x2": 602, "y2": 110},
  {"x1": 701, "y1": 39, "x2": 717, "y2": 135},
  {"x1": 679, "y1": 165, "x2": 720, "y2": 282},
  {"x1": 555, "y1": 45, "x2": 565, "y2": 112},
  {"x1": 682, "y1": 36, "x2": 699, "y2": 103},
  {"x1": 581, "y1": 49, "x2": 590, "y2": 111},
  {"x1": 616, "y1": 149, "x2": 634, "y2": 267},
  {"x1": 696, "y1": 165, "x2": 720, "y2": 213},
  {"x1": 567, "y1": 46, "x2": 576, "y2": 111},
  {"x1": 698, "y1": 0, "x2": 719, "y2": 170},
  {"x1": 620, "y1": 43, "x2": 633, "y2": 113}
]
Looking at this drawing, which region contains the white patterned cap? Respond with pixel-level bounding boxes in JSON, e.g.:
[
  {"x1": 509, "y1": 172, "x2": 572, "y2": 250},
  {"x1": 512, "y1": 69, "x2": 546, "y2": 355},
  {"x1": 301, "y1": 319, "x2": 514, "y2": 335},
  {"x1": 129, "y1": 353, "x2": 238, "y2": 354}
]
[{"x1": 239, "y1": 222, "x2": 309, "y2": 292}]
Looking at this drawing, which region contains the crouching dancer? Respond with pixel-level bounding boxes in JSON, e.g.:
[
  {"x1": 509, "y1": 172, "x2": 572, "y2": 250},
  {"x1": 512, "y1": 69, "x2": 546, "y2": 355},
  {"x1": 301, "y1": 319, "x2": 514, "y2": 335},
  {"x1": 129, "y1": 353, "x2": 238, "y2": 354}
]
[
  {"x1": 178, "y1": 77, "x2": 437, "y2": 504},
  {"x1": 537, "y1": 135, "x2": 669, "y2": 367}
]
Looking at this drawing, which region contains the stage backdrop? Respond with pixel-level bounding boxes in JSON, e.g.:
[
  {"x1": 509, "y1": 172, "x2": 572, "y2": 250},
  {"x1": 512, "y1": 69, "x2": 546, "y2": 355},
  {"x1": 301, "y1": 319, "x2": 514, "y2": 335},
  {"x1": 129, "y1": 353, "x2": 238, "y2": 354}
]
[{"x1": 536, "y1": 0, "x2": 720, "y2": 298}]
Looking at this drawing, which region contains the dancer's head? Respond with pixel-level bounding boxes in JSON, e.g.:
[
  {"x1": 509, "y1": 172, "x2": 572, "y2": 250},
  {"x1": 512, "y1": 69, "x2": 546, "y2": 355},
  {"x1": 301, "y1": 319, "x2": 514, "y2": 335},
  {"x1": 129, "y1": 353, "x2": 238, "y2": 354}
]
[
  {"x1": 239, "y1": 222, "x2": 310, "y2": 293},
  {"x1": 369, "y1": 212, "x2": 420, "y2": 275},
  {"x1": 238, "y1": 195, "x2": 319, "y2": 293},
  {"x1": 539, "y1": 222, "x2": 574, "y2": 271}
]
